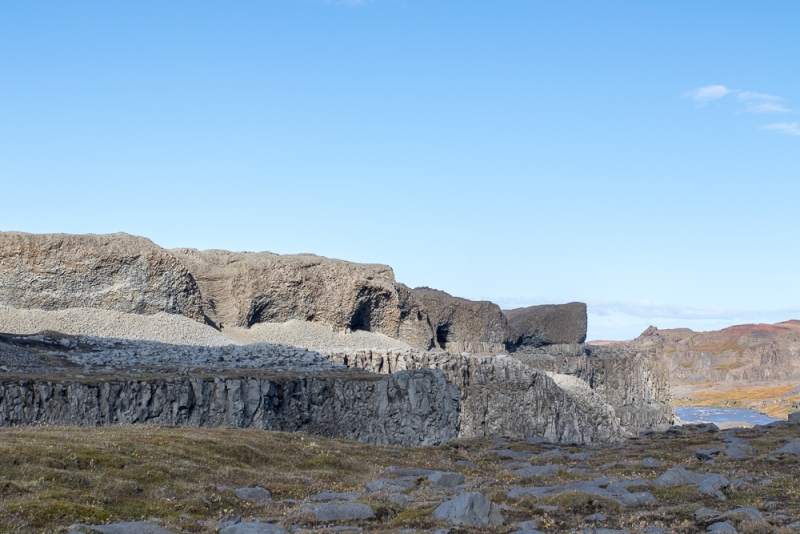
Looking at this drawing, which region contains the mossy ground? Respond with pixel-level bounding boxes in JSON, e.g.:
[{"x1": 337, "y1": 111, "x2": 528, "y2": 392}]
[{"x1": 0, "y1": 423, "x2": 799, "y2": 533}]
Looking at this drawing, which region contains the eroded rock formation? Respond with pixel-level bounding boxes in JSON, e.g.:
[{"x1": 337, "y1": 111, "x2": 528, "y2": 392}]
[
  {"x1": 0, "y1": 232, "x2": 208, "y2": 323},
  {"x1": 410, "y1": 288, "x2": 507, "y2": 353}
]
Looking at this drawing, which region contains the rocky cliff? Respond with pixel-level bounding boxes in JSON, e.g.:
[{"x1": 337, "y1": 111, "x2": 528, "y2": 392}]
[
  {"x1": 0, "y1": 232, "x2": 208, "y2": 324},
  {"x1": 326, "y1": 348, "x2": 628, "y2": 444},
  {"x1": 0, "y1": 371, "x2": 459, "y2": 447},
  {"x1": 0, "y1": 232, "x2": 593, "y2": 354},
  {"x1": 510, "y1": 345, "x2": 674, "y2": 432},
  {"x1": 627, "y1": 321, "x2": 800, "y2": 417}
]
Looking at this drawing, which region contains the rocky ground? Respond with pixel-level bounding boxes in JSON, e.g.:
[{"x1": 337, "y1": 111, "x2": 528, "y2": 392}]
[{"x1": 1, "y1": 420, "x2": 800, "y2": 533}]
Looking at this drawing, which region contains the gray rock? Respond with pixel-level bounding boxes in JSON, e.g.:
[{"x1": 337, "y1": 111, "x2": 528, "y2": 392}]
[
  {"x1": 432, "y1": 491, "x2": 504, "y2": 527},
  {"x1": 643, "y1": 528, "x2": 667, "y2": 533},
  {"x1": 0, "y1": 370, "x2": 460, "y2": 448},
  {"x1": 510, "y1": 530, "x2": 545, "y2": 534},
  {"x1": 85, "y1": 522, "x2": 173, "y2": 534},
  {"x1": 538, "y1": 505, "x2": 559, "y2": 512},
  {"x1": 788, "y1": 412, "x2": 800, "y2": 424},
  {"x1": 455, "y1": 460, "x2": 479, "y2": 469},
  {"x1": 516, "y1": 520, "x2": 539, "y2": 530},
  {"x1": 584, "y1": 513, "x2": 607, "y2": 522},
  {"x1": 234, "y1": 486, "x2": 272, "y2": 503},
  {"x1": 787, "y1": 521, "x2": 800, "y2": 529},
  {"x1": 301, "y1": 502, "x2": 375, "y2": 521},
  {"x1": 428, "y1": 472, "x2": 465, "y2": 487},
  {"x1": 640, "y1": 457, "x2": 661, "y2": 468},
  {"x1": 652, "y1": 466, "x2": 706, "y2": 487},
  {"x1": 706, "y1": 522, "x2": 737, "y2": 533},
  {"x1": 220, "y1": 523, "x2": 287, "y2": 534},
  {"x1": 508, "y1": 478, "x2": 656, "y2": 506},
  {"x1": 776, "y1": 441, "x2": 800, "y2": 455}
]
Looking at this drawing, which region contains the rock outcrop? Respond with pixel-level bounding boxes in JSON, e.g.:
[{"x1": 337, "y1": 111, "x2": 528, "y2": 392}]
[
  {"x1": 326, "y1": 348, "x2": 628, "y2": 444},
  {"x1": 169, "y1": 248, "x2": 434, "y2": 348},
  {"x1": 510, "y1": 344, "x2": 674, "y2": 432},
  {"x1": 504, "y1": 302, "x2": 587, "y2": 351},
  {"x1": 0, "y1": 232, "x2": 208, "y2": 324},
  {"x1": 0, "y1": 370, "x2": 459, "y2": 447},
  {"x1": 410, "y1": 287, "x2": 507, "y2": 353}
]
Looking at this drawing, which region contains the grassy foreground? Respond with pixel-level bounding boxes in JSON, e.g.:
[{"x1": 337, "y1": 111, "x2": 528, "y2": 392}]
[{"x1": 1, "y1": 424, "x2": 800, "y2": 533}]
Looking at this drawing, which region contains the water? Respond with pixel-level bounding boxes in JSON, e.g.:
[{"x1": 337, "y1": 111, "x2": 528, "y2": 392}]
[{"x1": 676, "y1": 406, "x2": 783, "y2": 426}]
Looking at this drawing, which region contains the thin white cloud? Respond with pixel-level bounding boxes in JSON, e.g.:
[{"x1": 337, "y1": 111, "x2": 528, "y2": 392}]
[
  {"x1": 739, "y1": 91, "x2": 782, "y2": 101},
  {"x1": 759, "y1": 122, "x2": 800, "y2": 136},
  {"x1": 683, "y1": 85, "x2": 732, "y2": 104},
  {"x1": 738, "y1": 91, "x2": 792, "y2": 113}
]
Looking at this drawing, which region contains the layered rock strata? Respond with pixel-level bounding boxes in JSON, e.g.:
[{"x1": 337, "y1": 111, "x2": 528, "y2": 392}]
[{"x1": 326, "y1": 348, "x2": 628, "y2": 444}]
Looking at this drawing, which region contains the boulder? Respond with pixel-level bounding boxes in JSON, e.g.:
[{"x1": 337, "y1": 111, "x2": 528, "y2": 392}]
[
  {"x1": 706, "y1": 522, "x2": 737, "y2": 533},
  {"x1": 234, "y1": 486, "x2": 272, "y2": 503},
  {"x1": 776, "y1": 441, "x2": 800, "y2": 455},
  {"x1": 432, "y1": 491, "x2": 504, "y2": 527},
  {"x1": 652, "y1": 466, "x2": 706, "y2": 487},
  {"x1": 428, "y1": 472, "x2": 465, "y2": 487}
]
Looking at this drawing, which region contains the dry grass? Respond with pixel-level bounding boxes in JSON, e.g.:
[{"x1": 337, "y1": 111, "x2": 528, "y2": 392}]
[
  {"x1": 0, "y1": 426, "x2": 473, "y2": 533},
  {"x1": 2, "y1": 423, "x2": 800, "y2": 533}
]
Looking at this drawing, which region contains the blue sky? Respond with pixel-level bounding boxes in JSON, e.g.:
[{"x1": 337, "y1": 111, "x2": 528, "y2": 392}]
[{"x1": 1, "y1": 1, "x2": 798, "y2": 339}]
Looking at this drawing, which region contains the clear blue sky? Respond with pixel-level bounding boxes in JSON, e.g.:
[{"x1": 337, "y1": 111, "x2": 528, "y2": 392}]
[{"x1": 1, "y1": 1, "x2": 798, "y2": 339}]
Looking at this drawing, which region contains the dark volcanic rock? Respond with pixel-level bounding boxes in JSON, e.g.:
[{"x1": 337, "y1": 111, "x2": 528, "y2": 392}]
[
  {"x1": 504, "y1": 302, "x2": 587, "y2": 349},
  {"x1": 0, "y1": 369, "x2": 459, "y2": 447},
  {"x1": 410, "y1": 287, "x2": 507, "y2": 353}
]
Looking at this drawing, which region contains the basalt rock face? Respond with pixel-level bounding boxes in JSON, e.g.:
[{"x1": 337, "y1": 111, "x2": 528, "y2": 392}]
[
  {"x1": 504, "y1": 302, "x2": 587, "y2": 352},
  {"x1": 410, "y1": 288, "x2": 507, "y2": 353},
  {"x1": 0, "y1": 232, "x2": 208, "y2": 324},
  {"x1": 0, "y1": 371, "x2": 459, "y2": 447},
  {"x1": 326, "y1": 349, "x2": 628, "y2": 444},
  {"x1": 511, "y1": 345, "x2": 674, "y2": 432},
  {"x1": 169, "y1": 249, "x2": 434, "y2": 349}
]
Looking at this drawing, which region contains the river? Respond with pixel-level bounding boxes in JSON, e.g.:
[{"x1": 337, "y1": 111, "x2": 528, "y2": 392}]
[{"x1": 675, "y1": 406, "x2": 784, "y2": 426}]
